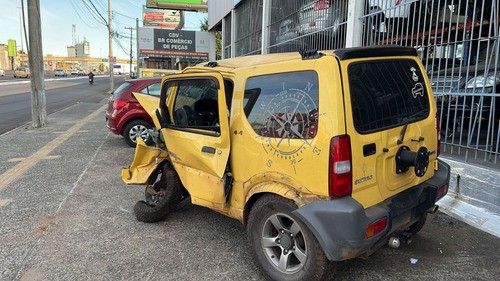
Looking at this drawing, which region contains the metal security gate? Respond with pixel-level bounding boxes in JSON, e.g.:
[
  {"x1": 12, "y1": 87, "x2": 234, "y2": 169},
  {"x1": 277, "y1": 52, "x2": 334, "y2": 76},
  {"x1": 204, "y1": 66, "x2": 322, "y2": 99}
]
[{"x1": 224, "y1": 0, "x2": 499, "y2": 165}]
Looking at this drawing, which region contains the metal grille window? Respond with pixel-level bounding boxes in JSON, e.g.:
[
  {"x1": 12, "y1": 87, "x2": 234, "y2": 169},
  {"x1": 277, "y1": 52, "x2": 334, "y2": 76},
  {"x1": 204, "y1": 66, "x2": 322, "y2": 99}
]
[
  {"x1": 235, "y1": 0, "x2": 263, "y2": 56},
  {"x1": 349, "y1": 59, "x2": 430, "y2": 133}
]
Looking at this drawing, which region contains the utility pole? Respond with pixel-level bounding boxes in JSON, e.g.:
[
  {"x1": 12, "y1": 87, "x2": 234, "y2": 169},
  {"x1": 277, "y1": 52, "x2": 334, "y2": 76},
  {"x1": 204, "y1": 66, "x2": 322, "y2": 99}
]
[
  {"x1": 125, "y1": 27, "x2": 135, "y2": 77},
  {"x1": 21, "y1": 0, "x2": 29, "y2": 53},
  {"x1": 108, "y1": 0, "x2": 114, "y2": 93},
  {"x1": 27, "y1": 0, "x2": 46, "y2": 127},
  {"x1": 136, "y1": 18, "x2": 140, "y2": 78},
  {"x1": 17, "y1": 6, "x2": 24, "y2": 53}
]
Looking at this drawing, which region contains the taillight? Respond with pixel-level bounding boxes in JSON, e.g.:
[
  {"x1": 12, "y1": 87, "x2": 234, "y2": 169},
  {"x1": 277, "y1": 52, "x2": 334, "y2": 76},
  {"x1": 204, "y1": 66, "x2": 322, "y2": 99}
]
[
  {"x1": 436, "y1": 183, "x2": 448, "y2": 200},
  {"x1": 328, "y1": 135, "x2": 352, "y2": 198},
  {"x1": 113, "y1": 100, "x2": 128, "y2": 110},
  {"x1": 366, "y1": 216, "x2": 388, "y2": 238},
  {"x1": 395, "y1": 0, "x2": 402, "y2": 5},
  {"x1": 314, "y1": 0, "x2": 330, "y2": 10},
  {"x1": 436, "y1": 112, "x2": 441, "y2": 156}
]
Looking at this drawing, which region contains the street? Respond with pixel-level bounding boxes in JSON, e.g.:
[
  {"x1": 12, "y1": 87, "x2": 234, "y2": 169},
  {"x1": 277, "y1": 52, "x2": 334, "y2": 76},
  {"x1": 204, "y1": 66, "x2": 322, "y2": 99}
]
[
  {"x1": 0, "y1": 81, "x2": 499, "y2": 280},
  {"x1": 0, "y1": 75, "x2": 124, "y2": 134}
]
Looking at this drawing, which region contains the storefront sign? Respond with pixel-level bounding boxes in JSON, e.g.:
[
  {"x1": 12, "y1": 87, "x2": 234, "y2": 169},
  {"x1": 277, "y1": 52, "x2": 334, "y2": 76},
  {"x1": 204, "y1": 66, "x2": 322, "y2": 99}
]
[
  {"x1": 139, "y1": 27, "x2": 209, "y2": 59},
  {"x1": 142, "y1": 5, "x2": 181, "y2": 28},
  {"x1": 146, "y1": 0, "x2": 208, "y2": 11}
]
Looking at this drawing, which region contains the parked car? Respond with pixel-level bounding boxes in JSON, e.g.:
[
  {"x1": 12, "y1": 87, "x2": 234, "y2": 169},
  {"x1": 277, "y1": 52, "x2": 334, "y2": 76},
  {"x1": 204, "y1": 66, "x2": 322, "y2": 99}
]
[
  {"x1": 0, "y1": 68, "x2": 4, "y2": 76},
  {"x1": 70, "y1": 69, "x2": 79, "y2": 76},
  {"x1": 298, "y1": 0, "x2": 416, "y2": 35},
  {"x1": 438, "y1": 71, "x2": 500, "y2": 136},
  {"x1": 122, "y1": 46, "x2": 450, "y2": 280},
  {"x1": 106, "y1": 77, "x2": 162, "y2": 147},
  {"x1": 14, "y1": 67, "x2": 30, "y2": 78},
  {"x1": 77, "y1": 69, "x2": 86, "y2": 76},
  {"x1": 54, "y1": 69, "x2": 67, "y2": 77}
]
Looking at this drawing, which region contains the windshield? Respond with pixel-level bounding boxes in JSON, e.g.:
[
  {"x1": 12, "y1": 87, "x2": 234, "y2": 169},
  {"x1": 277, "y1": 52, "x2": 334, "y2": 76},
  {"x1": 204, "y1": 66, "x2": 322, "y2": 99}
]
[{"x1": 348, "y1": 59, "x2": 430, "y2": 133}]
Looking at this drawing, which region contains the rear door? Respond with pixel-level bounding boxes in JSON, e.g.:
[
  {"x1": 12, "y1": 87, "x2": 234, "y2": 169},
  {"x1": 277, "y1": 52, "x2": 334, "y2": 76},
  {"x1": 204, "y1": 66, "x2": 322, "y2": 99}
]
[
  {"x1": 161, "y1": 73, "x2": 230, "y2": 207},
  {"x1": 342, "y1": 57, "x2": 438, "y2": 207}
]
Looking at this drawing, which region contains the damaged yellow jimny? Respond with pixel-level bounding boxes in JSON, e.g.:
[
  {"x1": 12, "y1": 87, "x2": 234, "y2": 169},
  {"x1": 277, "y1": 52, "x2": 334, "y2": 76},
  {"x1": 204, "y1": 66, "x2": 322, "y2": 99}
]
[{"x1": 122, "y1": 47, "x2": 450, "y2": 281}]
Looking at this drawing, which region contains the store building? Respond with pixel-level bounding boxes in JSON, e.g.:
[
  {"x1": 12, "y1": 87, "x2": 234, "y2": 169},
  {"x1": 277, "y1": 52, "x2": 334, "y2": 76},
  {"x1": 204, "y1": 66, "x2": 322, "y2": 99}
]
[{"x1": 207, "y1": 0, "x2": 500, "y2": 164}]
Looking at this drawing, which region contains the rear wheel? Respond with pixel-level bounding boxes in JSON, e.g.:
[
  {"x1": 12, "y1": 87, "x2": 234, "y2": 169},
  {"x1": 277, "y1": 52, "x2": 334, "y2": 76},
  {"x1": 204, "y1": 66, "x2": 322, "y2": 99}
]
[
  {"x1": 247, "y1": 194, "x2": 335, "y2": 281},
  {"x1": 122, "y1": 119, "x2": 153, "y2": 147},
  {"x1": 134, "y1": 163, "x2": 184, "y2": 223}
]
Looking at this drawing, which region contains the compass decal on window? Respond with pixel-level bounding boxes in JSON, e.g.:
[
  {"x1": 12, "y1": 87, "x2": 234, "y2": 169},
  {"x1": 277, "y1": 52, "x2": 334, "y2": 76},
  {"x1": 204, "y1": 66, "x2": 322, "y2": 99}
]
[{"x1": 244, "y1": 71, "x2": 320, "y2": 173}]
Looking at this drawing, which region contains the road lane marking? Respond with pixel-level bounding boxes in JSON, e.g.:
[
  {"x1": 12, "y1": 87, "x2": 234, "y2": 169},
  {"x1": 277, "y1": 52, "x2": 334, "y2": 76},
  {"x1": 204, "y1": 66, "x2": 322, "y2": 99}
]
[
  {"x1": 7, "y1": 155, "x2": 61, "y2": 162},
  {"x1": 0, "y1": 104, "x2": 107, "y2": 193},
  {"x1": 0, "y1": 198, "x2": 12, "y2": 206}
]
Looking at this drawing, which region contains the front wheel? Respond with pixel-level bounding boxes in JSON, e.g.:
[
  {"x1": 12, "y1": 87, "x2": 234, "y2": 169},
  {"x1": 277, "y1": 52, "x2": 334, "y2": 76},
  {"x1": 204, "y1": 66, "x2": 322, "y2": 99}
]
[
  {"x1": 134, "y1": 163, "x2": 184, "y2": 223},
  {"x1": 247, "y1": 194, "x2": 335, "y2": 281}
]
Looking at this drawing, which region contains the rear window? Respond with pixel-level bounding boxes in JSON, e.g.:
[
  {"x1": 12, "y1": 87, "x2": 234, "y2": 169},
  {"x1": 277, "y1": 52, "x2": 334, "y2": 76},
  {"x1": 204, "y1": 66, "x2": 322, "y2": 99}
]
[
  {"x1": 348, "y1": 59, "x2": 430, "y2": 133},
  {"x1": 113, "y1": 82, "x2": 133, "y2": 99}
]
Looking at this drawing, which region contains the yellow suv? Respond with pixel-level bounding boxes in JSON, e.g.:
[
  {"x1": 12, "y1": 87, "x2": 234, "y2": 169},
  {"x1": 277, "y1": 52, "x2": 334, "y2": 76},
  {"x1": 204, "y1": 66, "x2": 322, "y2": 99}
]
[{"x1": 122, "y1": 46, "x2": 450, "y2": 280}]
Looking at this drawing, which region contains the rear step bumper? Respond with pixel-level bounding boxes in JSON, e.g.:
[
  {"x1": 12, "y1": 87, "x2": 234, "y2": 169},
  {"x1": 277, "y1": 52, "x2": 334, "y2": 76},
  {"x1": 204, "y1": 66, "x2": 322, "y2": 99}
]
[{"x1": 293, "y1": 159, "x2": 451, "y2": 261}]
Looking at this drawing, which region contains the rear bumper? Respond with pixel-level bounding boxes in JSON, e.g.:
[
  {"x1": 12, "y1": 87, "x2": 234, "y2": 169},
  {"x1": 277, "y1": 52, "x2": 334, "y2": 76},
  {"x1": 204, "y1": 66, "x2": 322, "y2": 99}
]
[{"x1": 293, "y1": 159, "x2": 450, "y2": 261}]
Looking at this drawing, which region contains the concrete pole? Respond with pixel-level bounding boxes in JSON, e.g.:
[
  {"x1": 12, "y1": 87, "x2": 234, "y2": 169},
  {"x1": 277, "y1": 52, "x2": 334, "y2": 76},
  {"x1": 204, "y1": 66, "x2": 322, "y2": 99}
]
[
  {"x1": 17, "y1": 7, "x2": 24, "y2": 53},
  {"x1": 125, "y1": 27, "x2": 135, "y2": 77},
  {"x1": 136, "y1": 18, "x2": 140, "y2": 77},
  {"x1": 27, "y1": 0, "x2": 46, "y2": 128},
  {"x1": 345, "y1": 0, "x2": 365, "y2": 48},
  {"x1": 108, "y1": 0, "x2": 114, "y2": 93},
  {"x1": 261, "y1": 0, "x2": 271, "y2": 54}
]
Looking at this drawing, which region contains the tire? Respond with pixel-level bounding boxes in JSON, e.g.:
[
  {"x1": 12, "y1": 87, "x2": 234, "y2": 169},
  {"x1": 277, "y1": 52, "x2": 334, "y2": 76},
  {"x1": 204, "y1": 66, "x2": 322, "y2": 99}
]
[
  {"x1": 122, "y1": 119, "x2": 153, "y2": 147},
  {"x1": 406, "y1": 213, "x2": 427, "y2": 235},
  {"x1": 247, "y1": 194, "x2": 335, "y2": 281},
  {"x1": 134, "y1": 163, "x2": 184, "y2": 223}
]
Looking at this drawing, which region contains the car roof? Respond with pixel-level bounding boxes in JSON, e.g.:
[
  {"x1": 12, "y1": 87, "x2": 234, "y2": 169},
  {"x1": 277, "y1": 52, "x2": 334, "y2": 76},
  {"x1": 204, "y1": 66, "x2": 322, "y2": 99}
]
[{"x1": 184, "y1": 46, "x2": 418, "y2": 72}]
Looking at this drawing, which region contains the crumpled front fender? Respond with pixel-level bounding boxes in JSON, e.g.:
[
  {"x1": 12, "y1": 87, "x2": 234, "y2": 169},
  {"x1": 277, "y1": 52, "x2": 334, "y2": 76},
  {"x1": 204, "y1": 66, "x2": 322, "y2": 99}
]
[{"x1": 121, "y1": 138, "x2": 169, "y2": 185}]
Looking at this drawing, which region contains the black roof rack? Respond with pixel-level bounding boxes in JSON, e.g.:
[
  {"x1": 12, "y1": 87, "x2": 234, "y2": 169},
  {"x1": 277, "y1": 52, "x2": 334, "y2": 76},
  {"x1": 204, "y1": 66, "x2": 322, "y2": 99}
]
[{"x1": 334, "y1": 45, "x2": 417, "y2": 60}]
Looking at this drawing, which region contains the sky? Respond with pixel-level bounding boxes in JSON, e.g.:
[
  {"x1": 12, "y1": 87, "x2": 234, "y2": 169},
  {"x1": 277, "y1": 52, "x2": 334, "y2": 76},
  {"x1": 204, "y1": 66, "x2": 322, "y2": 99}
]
[{"x1": 0, "y1": 0, "x2": 207, "y2": 59}]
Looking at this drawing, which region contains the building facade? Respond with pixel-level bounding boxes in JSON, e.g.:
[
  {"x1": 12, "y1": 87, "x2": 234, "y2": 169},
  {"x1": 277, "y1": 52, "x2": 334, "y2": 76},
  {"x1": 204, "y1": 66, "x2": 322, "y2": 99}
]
[{"x1": 207, "y1": 0, "x2": 500, "y2": 165}]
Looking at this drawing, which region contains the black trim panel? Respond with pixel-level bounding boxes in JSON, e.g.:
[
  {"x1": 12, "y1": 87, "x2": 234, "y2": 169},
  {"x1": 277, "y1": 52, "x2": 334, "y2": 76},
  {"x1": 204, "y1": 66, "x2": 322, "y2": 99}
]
[{"x1": 334, "y1": 45, "x2": 417, "y2": 60}]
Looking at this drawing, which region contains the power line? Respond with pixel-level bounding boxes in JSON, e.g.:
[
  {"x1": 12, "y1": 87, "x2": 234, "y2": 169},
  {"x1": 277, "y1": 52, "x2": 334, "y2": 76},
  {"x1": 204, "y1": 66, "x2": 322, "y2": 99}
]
[{"x1": 85, "y1": 0, "x2": 108, "y2": 25}]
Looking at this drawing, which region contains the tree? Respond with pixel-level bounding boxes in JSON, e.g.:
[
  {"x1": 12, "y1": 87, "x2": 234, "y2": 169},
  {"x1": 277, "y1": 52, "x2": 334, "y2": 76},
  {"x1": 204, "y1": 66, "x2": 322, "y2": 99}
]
[{"x1": 200, "y1": 17, "x2": 222, "y2": 60}]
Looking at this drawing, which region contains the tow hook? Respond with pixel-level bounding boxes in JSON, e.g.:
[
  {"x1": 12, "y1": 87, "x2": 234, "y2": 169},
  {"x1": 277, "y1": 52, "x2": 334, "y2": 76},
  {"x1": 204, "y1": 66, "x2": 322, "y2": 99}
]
[{"x1": 388, "y1": 232, "x2": 413, "y2": 248}]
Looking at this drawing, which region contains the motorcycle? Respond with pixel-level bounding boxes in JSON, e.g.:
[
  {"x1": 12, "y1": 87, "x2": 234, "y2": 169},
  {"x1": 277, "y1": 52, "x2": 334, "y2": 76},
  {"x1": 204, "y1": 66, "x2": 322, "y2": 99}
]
[{"x1": 89, "y1": 75, "x2": 94, "y2": 85}]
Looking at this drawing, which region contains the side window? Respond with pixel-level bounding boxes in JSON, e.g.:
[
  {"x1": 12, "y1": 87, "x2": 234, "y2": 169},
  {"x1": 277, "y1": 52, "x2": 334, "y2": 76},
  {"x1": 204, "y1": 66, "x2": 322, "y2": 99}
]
[
  {"x1": 245, "y1": 71, "x2": 319, "y2": 139},
  {"x1": 140, "y1": 82, "x2": 161, "y2": 96},
  {"x1": 172, "y1": 79, "x2": 219, "y2": 129}
]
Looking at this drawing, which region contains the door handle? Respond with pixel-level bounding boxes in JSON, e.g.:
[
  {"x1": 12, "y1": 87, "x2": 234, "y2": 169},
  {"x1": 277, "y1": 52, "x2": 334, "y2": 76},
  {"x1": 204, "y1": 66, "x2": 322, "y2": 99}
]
[{"x1": 201, "y1": 146, "x2": 216, "y2": 154}]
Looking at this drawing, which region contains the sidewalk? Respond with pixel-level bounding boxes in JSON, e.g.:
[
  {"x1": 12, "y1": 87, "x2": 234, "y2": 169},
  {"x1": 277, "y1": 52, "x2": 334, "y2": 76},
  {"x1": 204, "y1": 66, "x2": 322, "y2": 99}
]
[{"x1": 438, "y1": 157, "x2": 500, "y2": 238}]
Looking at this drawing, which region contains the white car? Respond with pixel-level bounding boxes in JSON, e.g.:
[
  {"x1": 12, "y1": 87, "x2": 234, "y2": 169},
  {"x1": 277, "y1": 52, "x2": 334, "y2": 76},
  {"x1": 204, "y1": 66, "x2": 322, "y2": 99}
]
[
  {"x1": 54, "y1": 69, "x2": 67, "y2": 77},
  {"x1": 0, "y1": 69, "x2": 4, "y2": 76}
]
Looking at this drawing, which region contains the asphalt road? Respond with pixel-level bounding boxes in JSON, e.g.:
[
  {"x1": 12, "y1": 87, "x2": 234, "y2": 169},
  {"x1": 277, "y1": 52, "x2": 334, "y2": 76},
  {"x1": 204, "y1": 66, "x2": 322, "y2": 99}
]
[{"x1": 0, "y1": 75, "x2": 124, "y2": 134}]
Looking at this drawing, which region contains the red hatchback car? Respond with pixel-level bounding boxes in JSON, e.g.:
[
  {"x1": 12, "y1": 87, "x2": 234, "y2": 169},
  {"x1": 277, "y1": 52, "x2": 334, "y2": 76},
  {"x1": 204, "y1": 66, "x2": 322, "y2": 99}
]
[{"x1": 106, "y1": 78, "x2": 162, "y2": 147}]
